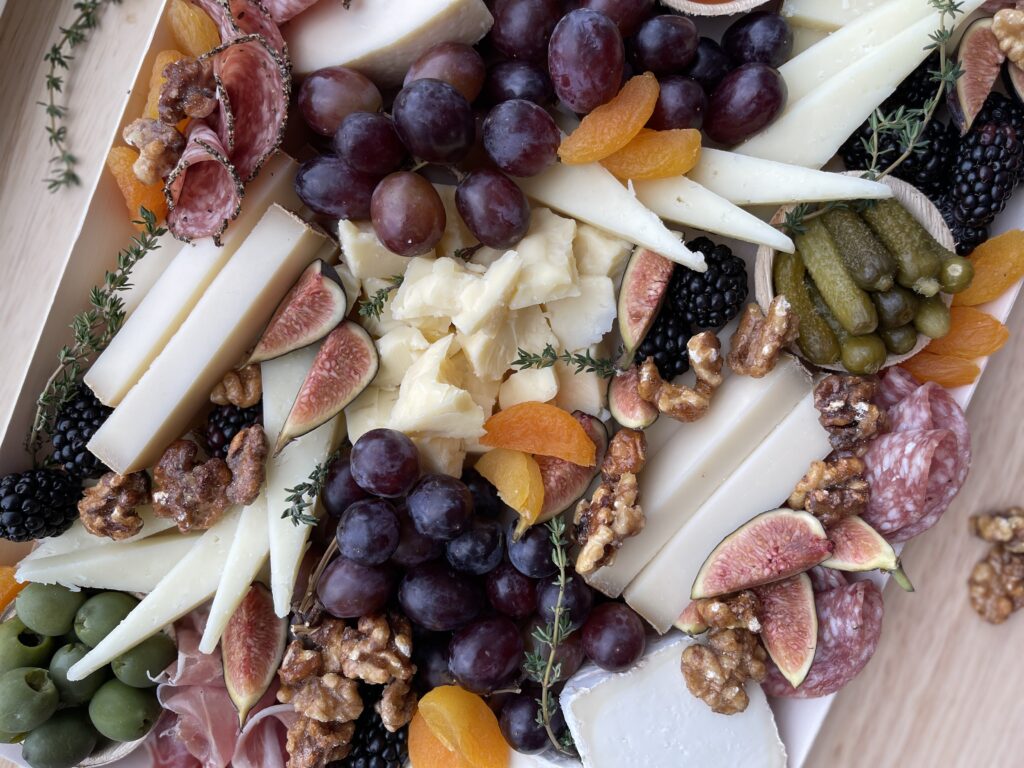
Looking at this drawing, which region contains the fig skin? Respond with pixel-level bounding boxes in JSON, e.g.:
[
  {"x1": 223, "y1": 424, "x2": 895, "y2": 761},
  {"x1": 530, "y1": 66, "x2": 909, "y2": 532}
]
[
  {"x1": 222, "y1": 584, "x2": 287, "y2": 726},
  {"x1": 535, "y1": 413, "x2": 608, "y2": 520},
  {"x1": 608, "y1": 367, "x2": 658, "y2": 430},
  {"x1": 753, "y1": 573, "x2": 816, "y2": 688},
  {"x1": 949, "y1": 17, "x2": 1006, "y2": 133},
  {"x1": 616, "y1": 247, "x2": 675, "y2": 366}
]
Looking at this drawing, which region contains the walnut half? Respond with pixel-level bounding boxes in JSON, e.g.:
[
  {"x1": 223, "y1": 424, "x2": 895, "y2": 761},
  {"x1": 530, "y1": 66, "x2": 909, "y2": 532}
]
[
  {"x1": 970, "y1": 509, "x2": 1024, "y2": 553},
  {"x1": 727, "y1": 297, "x2": 799, "y2": 378},
  {"x1": 211, "y1": 364, "x2": 262, "y2": 408},
  {"x1": 151, "y1": 440, "x2": 231, "y2": 532},
  {"x1": 637, "y1": 331, "x2": 723, "y2": 422},
  {"x1": 122, "y1": 118, "x2": 186, "y2": 186},
  {"x1": 788, "y1": 457, "x2": 870, "y2": 527},
  {"x1": 969, "y1": 544, "x2": 1024, "y2": 624},
  {"x1": 813, "y1": 374, "x2": 885, "y2": 455},
  {"x1": 681, "y1": 628, "x2": 767, "y2": 715},
  {"x1": 994, "y1": 9, "x2": 1024, "y2": 67},
  {"x1": 78, "y1": 471, "x2": 151, "y2": 541}
]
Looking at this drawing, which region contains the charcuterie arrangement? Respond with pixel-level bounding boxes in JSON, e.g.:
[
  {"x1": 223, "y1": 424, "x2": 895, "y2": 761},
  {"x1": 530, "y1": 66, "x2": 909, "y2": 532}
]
[{"x1": 3, "y1": 0, "x2": 1024, "y2": 767}]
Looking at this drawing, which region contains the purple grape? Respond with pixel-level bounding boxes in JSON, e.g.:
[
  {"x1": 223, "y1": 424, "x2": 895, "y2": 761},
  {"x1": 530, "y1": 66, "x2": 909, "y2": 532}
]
[
  {"x1": 548, "y1": 9, "x2": 625, "y2": 113},
  {"x1": 412, "y1": 632, "x2": 455, "y2": 693},
  {"x1": 522, "y1": 617, "x2": 585, "y2": 681},
  {"x1": 581, "y1": 602, "x2": 646, "y2": 671},
  {"x1": 482, "y1": 99, "x2": 560, "y2": 177},
  {"x1": 486, "y1": 561, "x2": 538, "y2": 619},
  {"x1": 684, "y1": 38, "x2": 734, "y2": 94},
  {"x1": 371, "y1": 171, "x2": 446, "y2": 257},
  {"x1": 500, "y1": 691, "x2": 566, "y2": 754},
  {"x1": 321, "y1": 457, "x2": 369, "y2": 518},
  {"x1": 350, "y1": 428, "x2": 420, "y2": 497},
  {"x1": 491, "y1": 0, "x2": 562, "y2": 63},
  {"x1": 537, "y1": 574, "x2": 594, "y2": 631},
  {"x1": 405, "y1": 42, "x2": 487, "y2": 102},
  {"x1": 335, "y1": 499, "x2": 400, "y2": 566},
  {"x1": 705, "y1": 63, "x2": 787, "y2": 146},
  {"x1": 333, "y1": 112, "x2": 407, "y2": 176},
  {"x1": 483, "y1": 61, "x2": 554, "y2": 106},
  {"x1": 294, "y1": 156, "x2": 378, "y2": 219},
  {"x1": 392, "y1": 508, "x2": 445, "y2": 568},
  {"x1": 508, "y1": 523, "x2": 557, "y2": 579},
  {"x1": 646, "y1": 75, "x2": 706, "y2": 130},
  {"x1": 633, "y1": 15, "x2": 698, "y2": 76},
  {"x1": 461, "y1": 468, "x2": 504, "y2": 518},
  {"x1": 399, "y1": 562, "x2": 485, "y2": 631},
  {"x1": 407, "y1": 474, "x2": 474, "y2": 541},
  {"x1": 392, "y1": 79, "x2": 476, "y2": 163},
  {"x1": 449, "y1": 617, "x2": 524, "y2": 693},
  {"x1": 455, "y1": 169, "x2": 531, "y2": 249},
  {"x1": 297, "y1": 66, "x2": 382, "y2": 136},
  {"x1": 317, "y1": 557, "x2": 396, "y2": 618},
  {"x1": 579, "y1": 0, "x2": 653, "y2": 36},
  {"x1": 722, "y1": 11, "x2": 793, "y2": 68},
  {"x1": 446, "y1": 519, "x2": 505, "y2": 575}
]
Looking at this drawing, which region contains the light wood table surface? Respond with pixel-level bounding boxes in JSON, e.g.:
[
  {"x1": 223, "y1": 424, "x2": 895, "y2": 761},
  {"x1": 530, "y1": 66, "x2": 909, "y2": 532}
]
[{"x1": 2, "y1": 3, "x2": 1023, "y2": 768}]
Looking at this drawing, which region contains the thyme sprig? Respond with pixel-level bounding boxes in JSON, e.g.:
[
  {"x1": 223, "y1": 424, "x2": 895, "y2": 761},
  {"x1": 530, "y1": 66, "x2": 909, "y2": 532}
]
[
  {"x1": 357, "y1": 274, "x2": 403, "y2": 320},
  {"x1": 282, "y1": 449, "x2": 341, "y2": 527},
  {"x1": 26, "y1": 207, "x2": 165, "y2": 462},
  {"x1": 41, "y1": 0, "x2": 120, "y2": 191},
  {"x1": 513, "y1": 345, "x2": 617, "y2": 379}
]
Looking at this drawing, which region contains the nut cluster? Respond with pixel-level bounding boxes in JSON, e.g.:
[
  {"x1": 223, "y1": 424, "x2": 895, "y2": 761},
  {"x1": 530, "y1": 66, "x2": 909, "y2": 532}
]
[
  {"x1": 681, "y1": 628, "x2": 767, "y2": 715},
  {"x1": 158, "y1": 56, "x2": 218, "y2": 125},
  {"x1": 788, "y1": 457, "x2": 870, "y2": 528},
  {"x1": 211, "y1": 364, "x2": 263, "y2": 408},
  {"x1": 813, "y1": 374, "x2": 886, "y2": 456},
  {"x1": 78, "y1": 471, "x2": 151, "y2": 540},
  {"x1": 727, "y1": 297, "x2": 799, "y2": 378},
  {"x1": 993, "y1": 9, "x2": 1024, "y2": 67},
  {"x1": 690, "y1": 591, "x2": 762, "y2": 634},
  {"x1": 637, "y1": 331, "x2": 723, "y2": 422},
  {"x1": 122, "y1": 118, "x2": 186, "y2": 186},
  {"x1": 969, "y1": 508, "x2": 1024, "y2": 624}
]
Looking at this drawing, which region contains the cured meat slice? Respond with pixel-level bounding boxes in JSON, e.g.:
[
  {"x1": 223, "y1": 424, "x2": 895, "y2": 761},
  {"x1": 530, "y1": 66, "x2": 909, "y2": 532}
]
[
  {"x1": 165, "y1": 120, "x2": 243, "y2": 242},
  {"x1": 763, "y1": 580, "x2": 883, "y2": 698},
  {"x1": 190, "y1": 0, "x2": 286, "y2": 53},
  {"x1": 232, "y1": 704, "x2": 296, "y2": 768},
  {"x1": 890, "y1": 382, "x2": 971, "y2": 487},
  {"x1": 146, "y1": 710, "x2": 203, "y2": 768},
  {"x1": 263, "y1": 0, "x2": 319, "y2": 23},
  {"x1": 158, "y1": 684, "x2": 241, "y2": 768},
  {"x1": 808, "y1": 565, "x2": 847, "y2": 594},
  {"x1": 874, "y1": 367, "x2": 920, "y2": 410}
]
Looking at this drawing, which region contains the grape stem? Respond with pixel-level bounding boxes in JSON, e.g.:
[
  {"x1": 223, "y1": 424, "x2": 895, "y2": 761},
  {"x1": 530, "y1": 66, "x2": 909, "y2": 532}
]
[{"x1": 297, "y1": 538, "x2": 338, "y2": 619}]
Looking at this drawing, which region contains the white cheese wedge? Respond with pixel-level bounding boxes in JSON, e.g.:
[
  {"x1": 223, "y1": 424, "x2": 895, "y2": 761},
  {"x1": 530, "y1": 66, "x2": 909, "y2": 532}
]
[
  {"x1": 456, "y1": 325, "x2": 517, "y2": 382},
  {"x1": 16, "y1": 531, "x2": 200, "y2": 593},
  {"x1": 516, "y1": 163, "x2": 702, "y2": 270},
  {"x1": 452, "y1": 250, "x2": 523, "y2": 334},
  {"x1": 24, "y1": 507, "x2": 176, "y2": 561},
  {"x1": 414, "y1": 437, "x2": 466, "y2": 477},
  {"x1": 585, "y1": 358, "x2": 809, "y2": 599},
  {"x1": 633, "y1": 176, "x2": 795, "y2": 252},
  {"x1": 573, "y1": 224, "x2": 631, "y2": 283},
  {"x1": 544, "y1": 276, "x2": 616, "y2": 353},
  {"x1": 67, "y1": 511, "x2": 241, "y2": 681},
  {"x1": 554, "y1": 357, "x2": 608, "y2": 418},
  {"x1": 287, "y1": 0, "x2": 494, "y2": 83},
  {"x1": 782, "y1": 0, "x2": 892, "y2": 32},
  {"x1": 459, "y1": 369, "x2": 500, "y2": 425},
  {"x1": 498, "y1": 368, "x2": 559, "y2": 410},
  {"x1": 515, "y1": 306, "x2": 560, "y2": 353},
  {"x1": 375, "y1": 325, "x2": 431, "y2": 389},
  {"x1": 89, "y1": 206, "x2": 327, "y2": 474},
  {"x1": 686, "y1": 148, "x2": 893, "y2": 205},
  {"x1": 391, "y1": 257, "x2": 475, "y2": 322},
  {"x1": 86, "y1": 154, "x2": 299, "y2": 406},
  {"x1": 625, "y1": 393, "x2": 832, "y2": 632},
  {"x1": 561, "y1": 633, "x2": 787, "y2": 768},
  {"x1": 506, "y1": 209, "x2": 579, "y2": 310},
  {"x1": 435, "y1": 184, "x2": 479, "y2": 257},
  {"x1": 120, "y1": 234, "x2": 183, "y2": 317},
  {"x1": 339, "y1": 219, "x2": 421, "y2": 281},
  {"x1": 345, "y1": 387, "x2": 399, "y2": 444},
  {"x1": 791, "y1": 25, "x2": 829, "y2": 56}
]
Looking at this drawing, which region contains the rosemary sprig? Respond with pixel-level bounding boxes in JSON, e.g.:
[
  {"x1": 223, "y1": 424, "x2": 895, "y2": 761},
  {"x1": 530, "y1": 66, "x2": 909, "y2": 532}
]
[
  {"x1": 41, "y1": 0, "x2": 120, "y2": 191},
  {"x1": 357, "y1": 274, "x2": 403, "y2": 320},
  {"x1": 512, "y1": 344, "x2": 617, "y2": 379},
  {"x1": 26, "y1": 207, "x2": 165, "y2": 462},
  {"x1": 282, "y1": 449, "x2": 340, "y2": 527}
]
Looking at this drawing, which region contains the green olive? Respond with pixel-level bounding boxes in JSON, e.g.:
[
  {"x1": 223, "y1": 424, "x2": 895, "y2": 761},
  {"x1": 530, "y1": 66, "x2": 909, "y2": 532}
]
[
  {"x1": 15, "y1": 584, "x2": 87, "y2": 638},
  {"x1": 88, "y1": 679, "x2": 161, "y2": 742},
  {"x1": 21, "y1": 709, "x2": 98, "y2": 768},
  {"x1": 880, "y1": 324, "x2": 919, "y2": 355},
  {"x1": 112, "y1": 633, "x2": 176, "y2": 689},
  {"x1": 841, "y1": 335, "x2": 888, "y2": 375},
  {"x1": 939, "y1": 255, "x2": 975, "y2": 294},
  {"x1": 0, "y1": 668, "x2": 59, "y2": 734},
  {"x1": 914, "y1": 295, "x2": 952, "y2": 340},
  {"x1": 0, "y1": 619, "x2": 55, "y2": 676},
  {"x1": 0, "y1": 728, "x2": 24, "y2": 744},
  {"x1": 74, "y1": 592, "x2": 138, "y2": 648},
  {"x1": 49, "y1": 643, "x2": 108, "y2": 705}
]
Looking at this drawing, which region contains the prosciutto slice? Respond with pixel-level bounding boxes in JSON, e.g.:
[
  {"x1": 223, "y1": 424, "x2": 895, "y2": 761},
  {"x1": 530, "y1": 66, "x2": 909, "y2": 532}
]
[
  {"x1": 166, "y1": 120, "x2": 243, "y2": 243},
  {"x1": 231, "y1": 704, "x2": 296, "y2": 768}
]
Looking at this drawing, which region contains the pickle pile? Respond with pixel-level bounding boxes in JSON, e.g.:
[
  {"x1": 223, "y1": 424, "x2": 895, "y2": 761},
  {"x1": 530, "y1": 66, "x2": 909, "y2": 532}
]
[{"x1": 775, "y1": 199, "x2": 974, "y2": 374}]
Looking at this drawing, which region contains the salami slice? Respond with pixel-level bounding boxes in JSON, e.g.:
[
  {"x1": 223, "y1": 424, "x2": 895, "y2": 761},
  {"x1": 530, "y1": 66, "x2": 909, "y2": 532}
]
[
  {"x1": 874, "y1": 367, "x2": 920, "y2": 410},
  {"x1": 165, "y1": 121, "x2": 243, "y2": 243},
  {"x1": 262, "y1": 0, "x2": 319, "y2": 23},
  {"x1": 763, "y1": 580, "x2": 883, "y2": 698},
  {"x1": 190, "y1": 0, "x2": 286, "y2": 54},
  {"x1": 808, "y1": 565, "x2": 847, "y2": 594}
]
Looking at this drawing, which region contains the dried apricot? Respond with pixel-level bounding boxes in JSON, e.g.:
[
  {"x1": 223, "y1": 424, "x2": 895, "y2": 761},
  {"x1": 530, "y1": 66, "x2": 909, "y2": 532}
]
[
  {"x1": 144, "y1": 50, "x2": 187, "y2": 123},
  {"x1": 417, "y1": 687, "x2": 510, "y2": 768},
  {"x1": 0, "y1": 567, "x2": 25, "y2": 612},
  {"x1": 106, "y1": 146, "x2": 168, "y2": 225},
  {"x1": 558, "y1": 72, "x2": 660, "y2": 164},
  {"x1": 409, "y1": 712, "x2": 474, "y2": 768},
  {"x1": 925, "y1": 306, "x2": 1009, "y2": 358},
  {"x1": 474, "y1": 448, "x2": 544, "y2": 526},
  {"x1": 953, "y1": 229, "x2": 1024, "y2": 306},
  {"x1": 601, "y1": 128, "x2": 702, "y2": 180},
  {"x1": 901, "y1": 351, "x2": 981, "y2": 388},
  {"x1": 481, "y1": 402, "x2": 597, "y2": 466},
  {"x1": 168, "y1": 0, "x2": 221, "y2": 58}
]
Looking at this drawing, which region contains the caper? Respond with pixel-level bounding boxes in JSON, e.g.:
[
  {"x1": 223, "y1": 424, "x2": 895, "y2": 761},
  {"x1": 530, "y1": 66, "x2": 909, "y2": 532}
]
[
  {"x1": 15, "y1": 584, "x2": 87, "y2": 638},
  {"x1": 840, "y1": 335, "x2": 888, "y2": 375}
]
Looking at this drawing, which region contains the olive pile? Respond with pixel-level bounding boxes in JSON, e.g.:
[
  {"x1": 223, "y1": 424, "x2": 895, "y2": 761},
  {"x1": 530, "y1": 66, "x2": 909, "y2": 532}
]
[
  {"x1": 1, "y1": 584, "x2": 174, "y2": 768},
  {"x1": 775, "y1": 198, "x2": 974, "y2": 374}
]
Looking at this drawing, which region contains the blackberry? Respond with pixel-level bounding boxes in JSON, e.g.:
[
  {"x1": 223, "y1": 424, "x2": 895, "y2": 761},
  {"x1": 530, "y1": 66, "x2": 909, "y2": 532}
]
[
  {"x1": 0, "y1": 469, "x2": 80, "y2": 542},
  {"x1": 888, "y1": 54, "x2": 940, "y2": 112},
  {"x1": 840, "y1": 119, "x2": 956, "y2": 196},
  {"x1": 635, "y1": 307, "x2": 691, "y2": 380},
  {"x1": 974, "y1": 92, "x2": 1024, "y2": 137},
  {"x1": 50, "y1": 385, "x2": 111, "y2": 480},
  {"x1": 670, "y1": 237, "x2": 748, "y2": 330},
  {"x1": 339, "y1": 694, "x2": 408, "y2": 768},
  {"x1": 935, "y1": 194, "x2": 989, "y2": 256},
  {"x1": 204, "y1": 402, "x2": 262, "y2": 458},
  {"x1": 948, "y1": 123, "x2": 1023, "y2": 231}
]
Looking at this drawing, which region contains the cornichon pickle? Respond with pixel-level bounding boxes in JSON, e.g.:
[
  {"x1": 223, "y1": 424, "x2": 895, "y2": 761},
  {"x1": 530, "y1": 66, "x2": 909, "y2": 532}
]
[
  {"x1": 880, "y1": 324, "x2": 919, "y2": 355},
  {"x1": 860, "y1": 199, "x2": 942, "y2": 296},
  {"x1": 841, "y1": 334, "x2": 888, "y2": 375},
  {"x1": 821, "y1": 207, "x2": 896, "y2": 292},
  {"x1": 794, "y1": 219, "x2": 878, "y2": 335},
  {"x1": 914, "y1": 295, "x2": 952, "y2": 339},
  {"x1": 939, "y1": 254, "x2": 975, "y2": 294},
  {"x1": 871, "y1": 286, "x2": 919, "y2": 330},
  {"x1": 773, "y1": 251, "x2": 841, "y2": 365}
]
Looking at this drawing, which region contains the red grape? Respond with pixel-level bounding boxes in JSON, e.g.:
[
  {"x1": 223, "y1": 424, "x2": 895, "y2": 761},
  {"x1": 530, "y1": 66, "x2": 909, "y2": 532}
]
[
  {"x1": 298, "y1": 66, "x2": 382, "y2": 136},
  {"x1": 482, "y1": 99, "x2": 560, "y2": 177},
  {"x1": 446, "y1": 519, "x2": 505, "y2": 575},
  {"x1": 684, "y1": 37, "x2": 735, "y2": 94},
  {"x1": 407, "y1": 474, "x2": 474, "y2": 541},
  {"x1": 491, "y1": 0, "x2": 562, "y2": 63},
  {"x1": 399, "y1": 562, "x2": 485, "y2": 631},
  {"x1": 522, "y1": 617, "x2": 585, "y2": 681},
  {"x1": 335, "y1": 499, "x2": 400, "y2": 566},
  {"x1": 647, "y1": 76, "x2": 706, "y2": 130},
  {"x1": 350, "y1": 428, "x2": 420, "y2": 497},
  {"x1": 317, "y1": 557, "x2": 396, "y2": 618},
  {"x1": 508, "y1": 523, "x2": 557, "y2": 578},
  {"x1": 412, "y1": 632, "x2": 455, "y2": 693},
  {"x1": 321, "y1": 456, "x2": 369, "y2": 518},
  {"x1": 548, "y1": 9, "x2": 625, "y2": 113},
  {"x1": 580, "y1": 0, "x2": 653, "y2": 36},
  {"x1": 722, "y1": 11, "x2": 793, "y2": 68},
  {"x1": 455, "y1": 169, "x2": 530, "y2": 249},
  {"x1": 371, "y1": 171, "x2": 446, "y2": 257},
  {"x1": 633, "y1": 15, "x2": 698, "y2": 76},
  {"x1": 405, "y1": 42, "x2": 487, "y2": 102},
  {"x1": 294, "y1": 156, "x2": 378, "y2": 219},
  {"x1": 486, "y1": 561, "x2": 538, "y2": 619},
  {"x1": 392, "y1": 79, "x2": 476, "y2": 163},
  {"x1": 705, "y1": 63, "x2": 787, "y2": 146},
  {"x1": 333, "y1": 112, "x2": 407, "y2": 176},
  {"x1": 392, "y1": 507, "x2": 445, "y2": 568},
  {"x1": 537, "y1": 574, "x2": 594, "y2": 631},
  {"x1": 449, "y1": 617, "x2": 524, "y2": 693},
  {"x1": 483, "y1": 61, "x2": 554, "y2": 106},
  {"x1": 500, "y1": 691, "x2": 567, "y2": 754},
  {"x1": 461, "y1": 468, "x2": 505, "y2": 518},
  {"x1": 581, "y1": 602, "x2": 646, "y2": 671}
]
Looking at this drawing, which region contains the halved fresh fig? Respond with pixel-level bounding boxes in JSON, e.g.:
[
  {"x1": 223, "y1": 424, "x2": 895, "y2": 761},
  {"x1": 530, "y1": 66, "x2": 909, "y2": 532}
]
[
  {"x1": 674, "y1": 601, "x2": 709, "y2": 635},
  {"x1": 608, "y1": 366, "x2": 659, "y2": 429},
  {"x1": 616, "y1": 248, "x2": 675, "y2": 368},
  {"x1": 822, "y1": 516, "x2": 914, "y2": 592},
  {"x1": 248, "y1": 260, "x2": 348, "y2": 364},
  {"x1": 691, "y1": 509, "x2": 833, "y2": 599},
  {"x1": 533, "y1": 412, "x2": 609, "y2": 526},
  {"x1": 276, "y1": 321, "x2": 379, "y2": 454},
  {"x1": 949, "y1": 17, "x2": 1006, "y2": 134},
  {"x1": 753, "y1": 573, "x2": 817, "y2": 689},
  {"x1": 1004, "y1": 62, "x2": 1024, "y2": 105},
  {"x1": 222, "y1": 583, "x2": 287, "y2": 726}
]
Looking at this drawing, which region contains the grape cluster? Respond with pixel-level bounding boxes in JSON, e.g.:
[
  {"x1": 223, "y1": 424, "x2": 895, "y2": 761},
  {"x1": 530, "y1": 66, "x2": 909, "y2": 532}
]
[{"x1": 315, "y1": 428, "x2": 649, "y2": 757}]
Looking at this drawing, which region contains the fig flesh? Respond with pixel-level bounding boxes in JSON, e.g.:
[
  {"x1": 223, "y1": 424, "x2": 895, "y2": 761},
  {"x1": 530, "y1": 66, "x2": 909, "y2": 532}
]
[
  {"x1": 608, "y1": 366, "x2": 658, "y2": 429},
  {"x1": 616, "y1": 247, "x2": 675, "y2": 368},
  {"x1": 222, "y1": 583, "x2": 287, "y2": 726},
  {"x1": 532, "y1": 412, "x2": 609, "y2": 530},
  {"x1": 249, "y1": 260, "x2": 348, "y2": 364},
  {"x1": 691, "y1": 509, "x2": 832, "y2": 599},
  {"x1": 753, "y1": 572, "x2": 816, "y2": 688},
  {"x1": 949, "y1": 17, "x2": 1006, "y2": 134},
  {"x1": 674, "y1": 601, "x2": 708, "y2": 635},
  {"x1": 822, "y1": 516, "x2": 914, "y2": 592}
]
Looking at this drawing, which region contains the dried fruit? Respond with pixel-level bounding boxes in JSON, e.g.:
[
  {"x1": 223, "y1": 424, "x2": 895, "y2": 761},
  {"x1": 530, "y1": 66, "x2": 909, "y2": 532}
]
[
  {"x1": 409, "y1": 711, "x2": 472, "y2": 768},
  {"x1": 416, "y1": 686, "x2": 509, "y2": 768},
  {"x1": 143, "y1": 50, "x2": 187, "y2": 124},
  {"x1": 617, "y1": 247, "x2": 675, "y2": 366},
  {"x1": 481, "y1": 402, "x2": 597, "y2": 466},
  {"x1": 558, "y1": 72, "x2": 660, "y2": 164},
  {"x1": 222, "y1": 583, "x2": 287, "y2": 726},
  {"x1": 475, "y1": 448, "x2": 544, "y2": 529},
  {"x1": 168, "y1": 0, "x2": 221, "y2": 58},
  {"x1": 0, "y1": 567, "x2": 25, "y2": 612},
  {"x1": 535, "y1": 412, "x2": 608, "y2": 522},
  {"x1": 601, "y1": 128, "x2": 702, "y2": 180},
  {"x1": 948, "y1": 17, "x2": 1006, "y2": 133},
  {"x1": 608, "y1": 366, "x2": 659, "y2": 429},
  {"x1": 902, "y1": 351, "x2": 981, "y2": 388},
  {"x1": 952, "y1": 229, "x2": 1024, "y2": 306},
  {"x1": 925, "y1": 306, "x2": 1009, "y2": 358},
  {"x1": 106, "y1": 146, "x2": 168, "y2": 224},
  {"x1": 753, "y1": 573, "x2": 816, "y2": 689}
]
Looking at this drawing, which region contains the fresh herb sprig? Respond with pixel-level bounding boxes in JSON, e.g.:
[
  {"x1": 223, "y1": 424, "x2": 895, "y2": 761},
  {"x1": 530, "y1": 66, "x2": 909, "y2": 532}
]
[
  {"x1": 26, "y1": 207, "x2": 165, "y2": 462},
  {"x1": 42, "y1": 0, "x2": 120, "y2": 191},
  {"x1": 357, "y1": 274, "x2": 403, "y2": 320},
  {"x1": 513, "y1": 345, "x2": 617, "y2": 379},
  {"x1": 282, "y1": 449, "x2": 341, "y2": 527}
]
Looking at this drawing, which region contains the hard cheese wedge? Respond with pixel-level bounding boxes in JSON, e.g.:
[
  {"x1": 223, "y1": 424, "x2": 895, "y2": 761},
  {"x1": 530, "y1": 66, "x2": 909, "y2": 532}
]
[
  {"x1": 23, "y1": 506, "x2": 176, "y2": 561},
  {"x1": 782, "y1": 0, "x2": 892, "y2": 32},
  {"x1": 88, "y1": 204, "x2": 327, "y2": 475},
  {"x1": 560, "y1": 633, "x2": 787, "y2": 768},
  {"x1": 286, "y1": 0, "x2": 493, "y2": 82},
  {"x1": 624, "y1": 393, "x2": 832, "y2": 632},
  {"x1": 585, "y1": 357, "x2": 809, "y2": 598},
  {"x1": 85, "y1": 154, "x2": 300, "y2": 406},
  {"x1": 119, "y1": 233, "x2": 183, "y2": 317}
]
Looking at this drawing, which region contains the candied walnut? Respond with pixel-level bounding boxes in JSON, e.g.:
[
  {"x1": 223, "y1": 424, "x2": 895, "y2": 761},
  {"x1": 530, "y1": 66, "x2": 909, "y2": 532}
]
[
  {"x1": 681, "y1": 628, "x2": 767, "y2": 715},
  {"x1": 158, "y1": 56, "x2": 217, "y2": 125},
  {"x1": 280, "y1": 673, "x2": 363, "y2": 723},
  {"x1": 122, "y1": 118, "x2": 186, "y2": 185},
  {"x1": 211, "y1": 364, "x2": 262, "y2": 408},
  {"x1": 286, "y1": 716, "x2": 355, "y2": 768},
  {"x1": 78, "y1": 471, "x2": 151, "y2": 541},
  {"x1": 692, "y1": 591, "x2": 762, "y2": 633},
  {"x1": 969, "y1": 543, "x2": 1024, "y2": 624},
  {"x1": 970, "y1": 509, "x2": 1024, "y2": 553},
  {"x1": 337, "y1": 613, "x2": 415, "y2": 685},
  {"x1": 377, "y1": 679, "x2": 417, "y2": 733},
  {"x1": 151, "y1": 440, "x2": 231, "y2": 531},
  {"x1": 727, "y1": 297, "x2": 799, "y2": 378},
  {"x1": 788, "y1": 457, "x2": 870, "y2": 527},
  {"x1": 813, "y1": 374, "x2": 885, "y2": 455},
  {"x1": 279, "y1": 640, "x2": 322, "y2": 687},
  {"x1": 600, "y1": 427, "x2": 647, "y2": 481},
  {"x1": 637, "y1": 332, "x2": 723, "y2": 422},
  {"x1": 994, "y1": 9, "x2": 1024, "y2": 66},
  {"x1": 225, "y1": 425, "x2": 267, "y2": 505}
]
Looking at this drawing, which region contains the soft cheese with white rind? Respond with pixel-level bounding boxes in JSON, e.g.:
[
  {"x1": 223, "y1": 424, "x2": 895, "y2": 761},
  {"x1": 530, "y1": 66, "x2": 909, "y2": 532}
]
[
  {"x1": 625, "y1": 394, "x2": 832, "y2": 633},
  {"x1": 560, "y1": 633, "x2": 787, "y2": 768},
  {"x1": 515, "y1": 162, "x2": 703, "y2": 271},
  {"x1": 287, "y1": 0, "x2": 494, "y2": 83},
  {"x1": 585, "y1": 357, "x2": 809, "y2": 598},
  {"x1": 685, "y1": 148, "x2": 893, "y2": 206},
  {"x1": 85, "y1": 155, "x2": 300, "y2": 406},
  {"x1": 88, "y1": 205, "x2": 327, "y2": 474},
  {"x1": 67, "y1": 510, "x2": 241, "y2": 681},
  {"x1": 782, "y1": 0, "x2": 892, "y2": 32},
  {"x1": 23, "y1": 507, "x2": 176, "y2": 561}
]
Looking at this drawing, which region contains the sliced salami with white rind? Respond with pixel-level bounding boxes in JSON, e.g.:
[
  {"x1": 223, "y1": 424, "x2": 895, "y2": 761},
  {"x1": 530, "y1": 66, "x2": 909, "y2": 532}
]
[
  {"x1": 808, "y1": 565, "x2": 847, "y2": 594},
  {"x1": 165, "y1": 121, "x2": 243, "y2": 243},
  {"x1": 874, "y1": 367, "x2": 920, "y2": 410}
]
